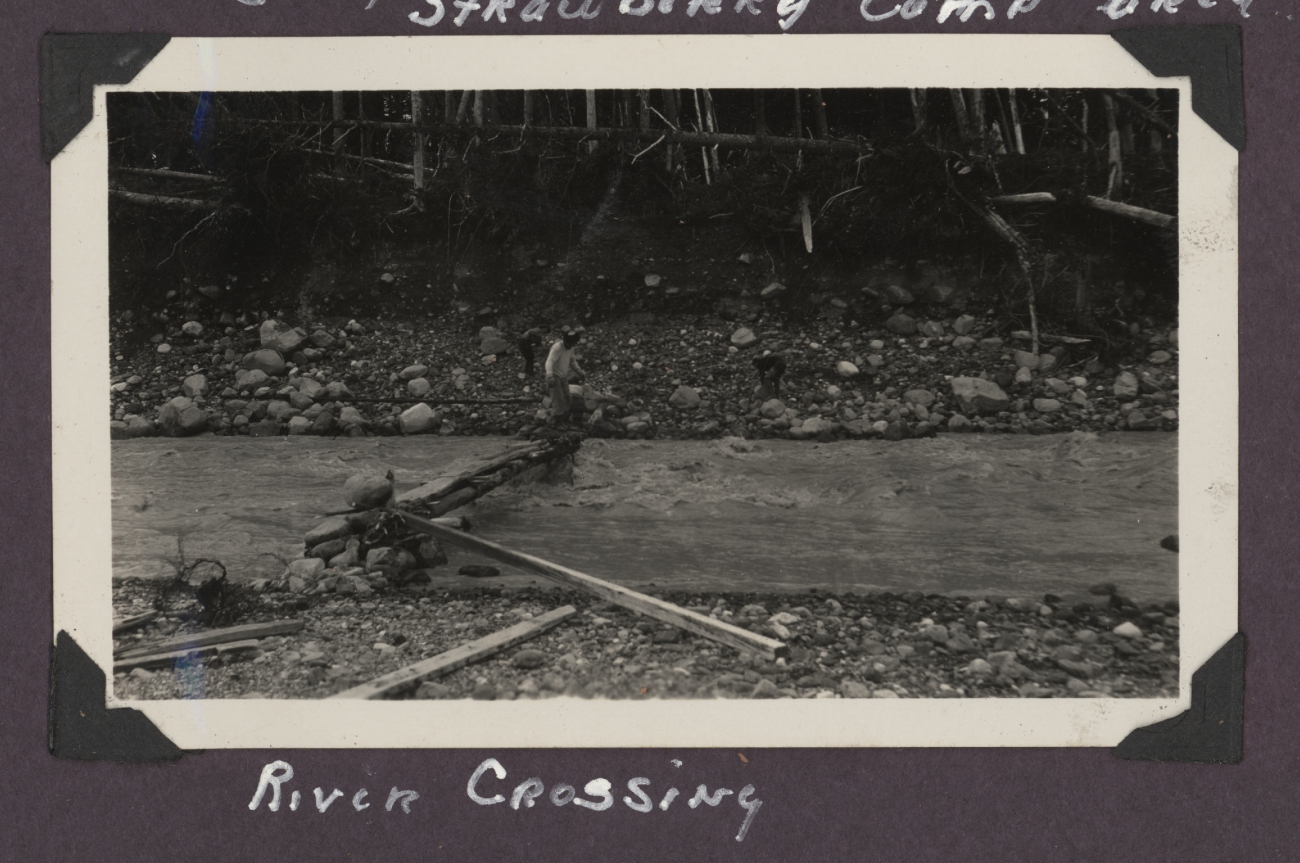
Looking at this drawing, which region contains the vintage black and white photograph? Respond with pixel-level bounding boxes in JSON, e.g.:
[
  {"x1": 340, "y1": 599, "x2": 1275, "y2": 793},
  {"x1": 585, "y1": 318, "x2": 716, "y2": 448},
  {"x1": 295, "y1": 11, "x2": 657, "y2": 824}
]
[{"x1": 51, "y1": 36, "x2": 1237, "y2": 747}]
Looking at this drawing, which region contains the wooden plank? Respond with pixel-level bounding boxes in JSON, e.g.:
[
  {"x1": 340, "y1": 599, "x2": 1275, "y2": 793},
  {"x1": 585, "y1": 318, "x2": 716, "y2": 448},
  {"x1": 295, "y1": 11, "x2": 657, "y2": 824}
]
[
  {"x1": 329, "y1": 605, "x2": 577, "y2": 700},
  {"x1": 112, "y1": 610, "x2": 158, "y2": 635},
  {"x1": 115, "y1": 619, "x2": 304, "y2": 660},
  {"x1": 395, "y1": 442, "x2": 544, "y2": 505},
  {"x1": 114, "y1": 639, "x2": 263, "y2": 673},
  {"x1": 397, "y1": 511, "x2": 790, "y2": 660}
]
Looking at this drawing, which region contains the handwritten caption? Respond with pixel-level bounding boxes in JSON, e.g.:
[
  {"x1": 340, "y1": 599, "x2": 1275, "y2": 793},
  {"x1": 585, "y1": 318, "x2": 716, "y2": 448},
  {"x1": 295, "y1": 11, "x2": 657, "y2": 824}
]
[
  {"x1": 234, "y1": 0, "x2": 1257, "y2": 29},
  {"x1": 248, "y1": 757, "x2": 764, "y2": 842}
]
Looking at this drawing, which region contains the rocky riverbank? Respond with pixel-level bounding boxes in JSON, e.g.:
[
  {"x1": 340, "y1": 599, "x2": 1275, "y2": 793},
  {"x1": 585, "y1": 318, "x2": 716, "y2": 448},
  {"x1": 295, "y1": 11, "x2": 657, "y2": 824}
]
[
  {"x1": 112, "y1": 576, "x2": 1179, "y2": 701},
  {"x1": 108, "y1": 270, "x2": 1179, "y2": 444}
]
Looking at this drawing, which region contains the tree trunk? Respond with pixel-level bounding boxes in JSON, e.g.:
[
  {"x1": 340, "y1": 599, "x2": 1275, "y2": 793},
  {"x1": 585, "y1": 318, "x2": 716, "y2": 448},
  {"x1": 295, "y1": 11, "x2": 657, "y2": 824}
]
[
  {"x1": 444, "y1": 90, "x2": 455, "y2": 123},
  {"x1": 1007, "y1": 88, "x2": 1025, "y2": 154},
  {"x1": 411, "y1": 92, "x2": 425, "y2": 191},
  {"x1": 357, "y1": 92, "x2": 370, "y2": 159},
  {"x1": 1104, "y1": 94, "x2": 1123, "y2": 198},
  {"x1": 701, "y1": 88, "x2": 722, "y2": 174},
  {"x1": 970, "y1": 88, "x2": 986, "y2": 149},
  {"x1": 663, "y1": 89, "x2": 680, "y2": 172},
  {"x1": 949, "y1": 89, "x2": 971, "y2": 145},
  {"x1": 523, "y1": 90, "x2": 534, "y2": 127},
  {"x1": 1080, "y1": 95, "x2": 1090, "y2": 153},
  {"x1": 638, "y1": 89, "x2": 650, "y2": 131},
  {"x1": 585, "y1": 89, "x2": 597, "y2": 153},
  {"x1": 909, "y1": 88, "x2": 928, "y2": 136},
  {"x1": 812, "y1": 88, "x2": 829, "y2": 138},
  {"x1": 331, "y1": 91, "x2": 346, "y2": 173},
  {"x1": 472, "y1": 91, "x2": 485, "y2": 127},
  {"x1": 754, "y1": 89, "x2": 768, "y2": 136},
  {"x1": 455, "y1": 90, "x2": 473, "y2": 124},
  {"x1": 792, "y1": 88, "x2": 803, "y2": 137}
]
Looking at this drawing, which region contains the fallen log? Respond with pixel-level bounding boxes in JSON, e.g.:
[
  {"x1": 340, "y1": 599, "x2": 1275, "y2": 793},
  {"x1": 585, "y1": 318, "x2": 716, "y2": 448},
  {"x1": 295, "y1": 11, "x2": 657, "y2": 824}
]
[
  {"x1": 112, "y1": 610, "x2": 159, "y2": 635},
  {"x1": 111, "y1": 167, "x2": 224, "y2": 184},
  {"x1": 114, "y1": 639, "x2": 263, "y2": 673},
  {"x1": 109, "y1": 189, "x2": 220, "y2": 211},
  {"x1": 329, "y1": 605, "x2": 577, "y2": 699},
  {"x1": 989, "y1": 192, "x2": 1174, "y2": 229},
  {"x1": 114, "y1": 619, "x2": 304, "y2": 660},
  {"x1": 396, "y1": 441, "x2": 544, "y2": 506},
  {"x1": 397, "y1": 511, "x2": 790, "y2": 661}
]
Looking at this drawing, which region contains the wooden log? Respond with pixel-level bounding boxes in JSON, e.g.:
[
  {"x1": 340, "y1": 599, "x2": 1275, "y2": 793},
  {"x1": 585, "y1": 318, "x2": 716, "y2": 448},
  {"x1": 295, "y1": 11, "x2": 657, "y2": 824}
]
[
  {"x1": 395, "y1": 441, "x2": 544, "y2": 505},
  {"x1": 988, "y1": 193, "x2": 1174, "y2": 229},
  {"x1": 114, "y1": 639, "x2": 262, "y2": 673},
  {"x1": 1007, "y1": 87, "x2": 1025, "y2": 154},
  {"x1": 115, "y1": 619, "x2": 304, "y2": 660},
  {"x1": 329, "y1": 605, "x2": 577, "y2": 699},
  {"x1": 112, "y1": 610, "x2": 159, "y2": 635},
  {"x1": 111, "y1": 167, "x2": 223, "y2": 184},
  {"x1": 411, "y1": 91, "x2": 426, "y2": 191},
  {"x1": 109, "y1": 190, "x2": 218, "y2": 211},
  {"x1": 397, "y1": 511, "x2": 790, "y2": 660}
]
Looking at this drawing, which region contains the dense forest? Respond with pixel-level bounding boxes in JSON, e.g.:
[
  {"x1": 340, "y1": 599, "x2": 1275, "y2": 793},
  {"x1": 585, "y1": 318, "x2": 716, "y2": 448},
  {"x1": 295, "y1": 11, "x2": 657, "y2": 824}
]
[{"x1": 108, "y1": 86, "x2": 1177, "y2": 353}]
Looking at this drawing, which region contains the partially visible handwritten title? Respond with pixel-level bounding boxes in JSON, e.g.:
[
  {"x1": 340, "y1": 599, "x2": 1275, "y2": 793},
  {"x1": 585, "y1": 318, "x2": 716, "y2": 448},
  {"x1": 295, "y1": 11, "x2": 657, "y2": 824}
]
[
  {"x1": 235, "y1": 0, "x2": 1257, "y2": 30},
  {"x1": 248, "y1": 758, "x2": 764, "y2": 843}
]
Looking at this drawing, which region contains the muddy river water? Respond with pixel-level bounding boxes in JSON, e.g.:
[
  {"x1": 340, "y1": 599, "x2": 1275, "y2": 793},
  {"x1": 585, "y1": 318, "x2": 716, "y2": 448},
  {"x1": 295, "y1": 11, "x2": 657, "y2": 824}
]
[{"x1": 112, "y1": 432, "x2": 1177, "y2": 603}]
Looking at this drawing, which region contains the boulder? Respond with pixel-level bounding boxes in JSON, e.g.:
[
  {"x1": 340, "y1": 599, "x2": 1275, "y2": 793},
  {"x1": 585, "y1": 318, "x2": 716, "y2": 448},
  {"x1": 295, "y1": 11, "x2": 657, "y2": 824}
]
[
  {"x1": 1113, "y1": 371, "x2": 1140, "y2": 398},
  {"x1": 366, "y1": 547, "x2": 402, "y2": 574},
  {"x1": 481, "y1": 338, "x2": 512, "y2": 356},
  {"x1": 919, "y1": 321, "x2": 945, "y2": 339},
  {"x1": 310, "y1": 411, "x2": 335, "y2": 436},
  {"x1": 407, "y1": 377, "x2": 432, "y2": 397},
  {"x1": 759, "y1": 399, "x2": 786, "y2": 419},
  {"x1": 242, "y1": 349, "x2": 286, "y2": 377},
  {"x1": 266, "y1": 400, "x2": 296, "y2": 422},
  {"x1": 952, "y1": 314, "x2": 977, "y2": 335},
  {"x1": 400, "y1": 403, "x2": 439, "y2": 434},
  {"x1": 343, "y1": 472, "x2": 393, "y2": 509},
  {"x1": 1014, "y1": 350, "x2": 1041, "y2": 370},
  {"x1": 298, "y1": 378, "x2": 324, "y2": 400},
  {"x1": 836, "y1": 361, "x2": 859, "y2": 378},
  {"x1": 760, "y1": 282, "x2": 787, "y2": 300},
  {"x1": 730, "y1": 327, "x2": 759, "y2": 349},
  {"x1": 181, "y1": 321, "x2": 204, "y2": 337},
  {"x1": 478, "y1": 326, "x2": 503, "y2": 342},
  {"x1": 669, "y1": 386, "x2": 701, "y2": 409},
  {"x1": 952, "y1": 336, "x2": 976, "y2": 351},
  {"x1": 110, "y1": 420, "x2": 128, "y2": 440},
  {"x1": 325, "y1": 381, "x2": 352, "y2": 400},
  {"x1": 286, "y1": 557, "x2": 326, "y2": 581},
  {"x1": 304, "y1": 516, "x2": 352, "y2": 547},
  {"x1": 399, "y1": 364, "x2": 429, "y2": 381},
  {"x1": 235, "y1": 369, "x2": 270, "y2": 391},
  {"x1": 949, "y1": 377, "x2": 1011, "y2": 415},
  {"x1": 157, "y1": 397, "x2": 209, "y2": 437},
  {"x1": 903, "y1": 389, "x2": 935, "y2": 407},
  {"x1": 338, "y1": 406, "x2": 366, "y2": 428},
  {"x1": 417, "y1": 538, "x2": 449, "y2": 567},
  {"x1": 259, "y1": 320, "x2": 306, "y2": 354},
  {"x1": 1033, "y1": 398, "x2": 1062, "y2": 413},
  {"x1": 287, "y1": 416, "x2": 312, "y2": 435},
  {"x1": 310, "y1": 330, "x2": 336, "y2": 348},
  {"x1": 123, "y1": 417, "x2": 157, "y2": 438},
  {"x1": 885, "y1": 314, "x2": 916, "y2": 335},
  {"x1": 884, "y1": 284, "x2": 914, "y2": 305},
  {"x1": 290, "y1": 391, "x2": 315, "y2": 411},
  {"x1": 947, "y1": 413, "x2": 972, "y2": 432},
  {"x1": 1148, "y1": 350, "x2": 1172, "y2": 365}
]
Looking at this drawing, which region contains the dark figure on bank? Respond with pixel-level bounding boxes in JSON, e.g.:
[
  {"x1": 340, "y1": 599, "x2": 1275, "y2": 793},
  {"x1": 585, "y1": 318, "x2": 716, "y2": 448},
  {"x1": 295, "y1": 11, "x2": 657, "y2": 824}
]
[
  {"x1": 753, "y1": 352, "x2": 787, "y2": 400},
  {"x1": 518, "y1": 327, "x2": 545, "y2": 377}
]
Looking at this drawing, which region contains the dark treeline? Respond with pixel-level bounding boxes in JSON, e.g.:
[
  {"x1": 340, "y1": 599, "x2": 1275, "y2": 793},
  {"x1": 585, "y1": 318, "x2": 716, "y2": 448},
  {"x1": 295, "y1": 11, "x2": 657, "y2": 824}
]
[{"x1": 107, "y1": 87, "x2": 1177, "y2": 345}]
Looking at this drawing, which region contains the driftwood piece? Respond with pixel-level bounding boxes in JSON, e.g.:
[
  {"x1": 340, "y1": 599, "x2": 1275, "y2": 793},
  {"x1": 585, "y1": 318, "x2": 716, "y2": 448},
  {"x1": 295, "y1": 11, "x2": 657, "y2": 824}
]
[
  {"x1": 989, "y1": 193, "x2": 1174, "y2": 229},
  {"x1": 111, "y1": 167, "x2": 223, "y2": 184},
  {"x1": 398, "y1": 511, "x2": 790, "y2": 661},
  {"x1": 115, "y1": 619, "x2": 304, "y2": 660},
  {"x1": 112, "y1": 610, "x2": 159, "y2": 635},
  {"x1": 109, "y1": 190, "x2": 219, "y2": 211},
  {"x1": 113, "y1": 639, "x2": 263, "y2": 673},
  {"x1": 329, "y1": 605, "x2": 577, "y2": 699}
]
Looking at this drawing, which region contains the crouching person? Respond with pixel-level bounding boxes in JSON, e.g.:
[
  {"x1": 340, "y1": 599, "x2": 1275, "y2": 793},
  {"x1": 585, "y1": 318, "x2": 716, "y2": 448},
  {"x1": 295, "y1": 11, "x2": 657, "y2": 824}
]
[{"x1": 545, "y1": 329, "x2": 585, "y2": 427}]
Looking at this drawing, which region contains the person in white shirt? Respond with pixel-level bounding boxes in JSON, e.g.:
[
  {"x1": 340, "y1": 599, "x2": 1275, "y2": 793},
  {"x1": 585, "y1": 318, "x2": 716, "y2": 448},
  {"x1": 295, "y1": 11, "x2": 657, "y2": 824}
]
[{"x1": 544, "y1": 329, "x2": 585, "y2": 424}]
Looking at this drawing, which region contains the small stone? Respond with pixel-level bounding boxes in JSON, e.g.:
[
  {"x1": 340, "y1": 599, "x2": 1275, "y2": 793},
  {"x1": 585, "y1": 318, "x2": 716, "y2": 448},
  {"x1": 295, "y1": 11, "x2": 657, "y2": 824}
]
[
  {"x1": 1113, "y1": 371, "x2": 1140, "y2": 398},
  {"x1": 1148, "y1": 350, "x2": 1172, "y2": 365},
  {"x1": 512, "y1": 649, "x2": 547, "y2": 669},
  {"x1": 836, "y1": 361, "x2": 859, "y2": 378},
  {"x1": 967, "y1": 658, "x2": 994, "y2": 675},
  {"x1": 1113, "y1": 621, "x2": 1143, "y2": 639},
  {"x1": 751, "y1": 679, "x2": 781, "y2": 699},
  {"x1": 840, "y1": 680, "x2": 871, "y2": 699},
  {"x1": 1032, "y1": 398, "x2": 1062, "y2": 413},
  {"x1": 130, "y1": 667, "x2": 154, "y2": 681},
  {"x1": 903, "y1": 389, "x2": 935, "y2": 407},
  {"x1": 730, "y1": 327, "x2": 759, "y2": 349},
  {"x1": 760, "y1": 282, "x2": 787, "y2": 300},
  {"x1": 471, "y1": 681, "x2": 498, "y2": 701},
  {"x1": 872, "y1": 688, "x2": 899, "y2": 698}
]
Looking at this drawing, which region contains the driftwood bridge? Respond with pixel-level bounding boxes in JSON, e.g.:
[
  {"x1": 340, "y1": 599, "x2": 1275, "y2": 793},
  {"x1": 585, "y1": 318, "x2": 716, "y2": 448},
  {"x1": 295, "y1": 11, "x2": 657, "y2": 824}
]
[{"x1": 112, "y1": 437, "x2": 788, "y2": 698}]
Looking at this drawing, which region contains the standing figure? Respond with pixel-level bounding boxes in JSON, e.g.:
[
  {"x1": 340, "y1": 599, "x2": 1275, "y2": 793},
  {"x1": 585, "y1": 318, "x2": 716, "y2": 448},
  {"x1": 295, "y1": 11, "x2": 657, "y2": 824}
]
[
  {"x1": 518, "y1": 327, "x2": 544, "y2": 377},
  {"x1": 753, "y1": 351, "x2": 787, "y2": 400},
  {"x1": 545, "y1": 330, "x2": 585, "y2": 425}
]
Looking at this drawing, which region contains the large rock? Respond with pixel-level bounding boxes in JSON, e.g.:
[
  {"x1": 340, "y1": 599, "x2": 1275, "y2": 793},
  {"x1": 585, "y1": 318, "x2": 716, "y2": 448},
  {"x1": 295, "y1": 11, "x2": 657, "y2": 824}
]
[
  {"x1": 298, "y1": 378, "x2": 324, "y2": 400},
  {"x1": 836, "y1": 361, "x2": 859, "y2": 378},
  {"x1": 953, "y1": 314, "x2": 977, "y2": 335},
  {"x1": 919, "y1": 321, "x2": 945, "y2": 339},
  {"x1": 730, "y1": 327, "x2": 759, "y2": 349},
  {"x1": 407, "y1": 377, "x2": 432, "y2": 397},
  {"x1": 399, "y1": 364, "x2": 429, "y2": 381},
  {"x1": 478, "y1": 326, "x2": 503, "y2": 342},
  {"x1": 903, "y1": 389, "x2": 935, "y2": 407},
  {"x1": 343, "y1": 472, "x2": 393, "y2": 509},
  {"x1": 260, "y1": 320, "x2": 306, "y2": 355},
  {"x1": 310, "y1": 330, "x2": 336, "y2": 348},
  {"x1": 157, "y1": 397, "x2": 208, "y2": 437},
  {"x1": 325, "y1": 381, "x2": 352, "y2": 400},
  {"x1": 669, "y1": 386, "x2": 701, "y2": 409},
  {"x1": 286, "y1": 558, "x2": 326, "y2": 581},
  {"x1": 1033, "y1": 398, "x2": 1062, "y2": 413},
  {"x1": 180, "y1": 374, "x2": 209, "y2": 398},
  {"x1": 1113, "y1": 371, "x2": 1140, "y2": 398},
  {"x1": 481, "y1": 338, "x2": 512, "y2": 356},
  {"x1": 400, "y1": 402, "x2": 439, "y2": 434},
  {"x1": 242, "y1": 349, "x2": 286, "y2": 377},
  {"x1": 1014, "y1": 350, "x2": 1041, "y2": 370},
  {"x1": 950, "y1": 377, "x2": 1012, "y2": 415},
  {"x1": 123, "y1": 417, "x2": 157, "y2": 438},
  {"x1": 338, "y1": 406, "x2": 366, "y2": 428},
  {"x1": 884, "y1": 284, "x2": 914, "y2": 306},
  {"x1": 182, "y1": 321, "x2": 204, "y2": 337},
  {"x1": 235, "y1": 369, "x2": 270, "y2": 391},
  {"x1": 305, "y1": 515, "x2": 352, "y2": 547},
  {"x1": 886, "y1": 314, "x2": 916, "y2": 335},
  {"x1": 287, "y1": 416, "x2": 312, "y2": 435},
  {"x1": 759, "y1": 399, "x2": 786, "y2": 419}
]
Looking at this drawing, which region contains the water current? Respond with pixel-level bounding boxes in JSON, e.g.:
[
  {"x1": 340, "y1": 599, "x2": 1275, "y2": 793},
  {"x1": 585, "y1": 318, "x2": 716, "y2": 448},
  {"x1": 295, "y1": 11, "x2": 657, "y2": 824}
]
[{"x1": 111, "y1": 432, "x2": 1177, "y2": 602}]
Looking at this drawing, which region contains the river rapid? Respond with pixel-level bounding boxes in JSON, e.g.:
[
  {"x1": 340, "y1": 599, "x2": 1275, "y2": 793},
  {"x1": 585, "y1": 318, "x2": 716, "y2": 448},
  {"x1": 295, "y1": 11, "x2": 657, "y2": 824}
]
[{"x1": 111, "y1": 432, "x2": 1177, "y2": 603}]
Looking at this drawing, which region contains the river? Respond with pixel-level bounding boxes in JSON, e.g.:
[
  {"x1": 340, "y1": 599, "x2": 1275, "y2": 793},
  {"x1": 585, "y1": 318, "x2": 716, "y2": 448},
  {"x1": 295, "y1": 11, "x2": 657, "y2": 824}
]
[{"x1": 111, "y1": 432, "x2": 1177, "y2": 603}]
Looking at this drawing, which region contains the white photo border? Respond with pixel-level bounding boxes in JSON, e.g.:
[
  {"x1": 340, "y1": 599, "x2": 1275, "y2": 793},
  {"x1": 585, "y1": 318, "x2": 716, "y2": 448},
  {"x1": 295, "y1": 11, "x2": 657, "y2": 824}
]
[{"x1": 52, "y1": 34, "x2": 1238, "y2": 748}]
